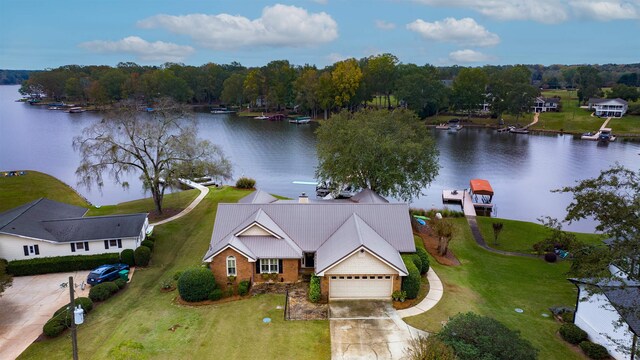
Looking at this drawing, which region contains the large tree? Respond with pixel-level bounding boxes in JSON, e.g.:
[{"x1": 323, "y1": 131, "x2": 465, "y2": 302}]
[
  {"x1": 331, "y1": 58, "x2": 363, "y2": 109},
  {"x1": 73, "y1": 98, "x2": 232, "y2": 214},
  {"x1": 576, "y1": 66, "x2": 602, "y2": 104},
  {"x1": 315, "y1": 108, "x2": 439, "y2": 201},
  {"x1": 451, "y1": 68, "x2": 488, "y2": 117}
]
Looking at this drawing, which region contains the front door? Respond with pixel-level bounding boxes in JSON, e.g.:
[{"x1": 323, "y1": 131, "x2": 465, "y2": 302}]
[{"x1": 303, "y1": 252, "x2": 315, "y2": 268}]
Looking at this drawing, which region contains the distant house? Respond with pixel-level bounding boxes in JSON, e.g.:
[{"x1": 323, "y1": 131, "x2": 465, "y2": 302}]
[
  {"x1": 532, "y1": 96, "x2": 560, "y2": 113},
  {"x1": 203, "y1": 189, "x2": 415, "y2": 300},
  {"x1": 588, "y1": 98, "x2": 628, "y2": 118},
  {"x1": 0, "y1": 198, "x2": 149, "y2": 261}
]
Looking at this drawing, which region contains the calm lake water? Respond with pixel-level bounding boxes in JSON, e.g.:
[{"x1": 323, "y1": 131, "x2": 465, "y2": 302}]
[{"x1": 1, "y1": 85, "x2": 639, "y2": 232}]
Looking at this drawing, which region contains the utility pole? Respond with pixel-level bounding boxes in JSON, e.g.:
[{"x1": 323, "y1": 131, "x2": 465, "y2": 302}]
[{"x1": 68, "y1": 276, "x2": 79, "y2": 360}]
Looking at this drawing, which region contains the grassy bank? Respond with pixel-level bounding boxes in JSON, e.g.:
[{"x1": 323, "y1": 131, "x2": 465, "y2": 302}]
[
  {"x1": 86, "y1": 189, "x2": 200, "y2": 219},
  {"x1": 18, "y1": 186, "x2": 330, "y2": 360},
  {"x1": 0, "y1": 171, "x2": 89, "y2": 212},
  {"x1": 404, "y1": 218, "x2": 585, "y2": 359},
  {"x1": 476, "y1": 217, "x2": 603, "y2": 254}
]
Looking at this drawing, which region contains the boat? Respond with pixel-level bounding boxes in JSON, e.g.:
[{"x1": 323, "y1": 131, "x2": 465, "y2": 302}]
[
  {"x1": 67, "y1": 107, "x2": 85, "y2": 113},
  {"x1": 497, "y1": 126, "x2": 515, "y2": 133},
  {"x1": 47, "y1": 106, "x2": 64, "y2": 110},
  {"x1": 210, "y1": 107, "x2": 236, "y2": 114},
  {"x1": 509, "y1": 128, "x2": 529, "y2": 134},
  {"x1": 448, "y1": 124, "x2": 462, "y2": 132},
  {"x1": 598, "y1": 128, "x2": 616, "y2": 143},
  {"x1": 435, "y1": 123, "x2": 449, "y2": 130},
  {"x1": 289, "y1": 116, "x2": 311, "y2": 124},
  {"x1": 254, "y1": 113, "x2": 269, "y2": 120}
]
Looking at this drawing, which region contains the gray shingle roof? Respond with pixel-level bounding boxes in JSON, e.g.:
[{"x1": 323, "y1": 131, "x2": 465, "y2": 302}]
[
  {"x1": 315, "y1": 213, "x2": 408, "y2": 275},
  {"x1": 589, "y1": 97, "x2": 629, "y2": 105},
  {"x1": 0, "y1": 198, "x2": 147, "y2": 243},
  {"x1": 203, "y1": 202, "x2": 414, "y2": 269},
  {"x1": 350, "y1": 189, "x2": 389, "y2": 204},
  {"x1": 238, "y1": 189, "x2": 278, "y2": 204}
]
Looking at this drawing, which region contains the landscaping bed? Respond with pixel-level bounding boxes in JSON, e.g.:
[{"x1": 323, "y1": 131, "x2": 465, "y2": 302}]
[
  {"x1": 415, "y1": 231, "x2": 461, "y2": 266},
  {"x1": 286, "y1": 282, "x2": 327, "y2": 320}
]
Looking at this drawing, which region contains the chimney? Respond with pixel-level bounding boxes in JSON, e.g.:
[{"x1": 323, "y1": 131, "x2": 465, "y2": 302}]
[{"x1": 298, "y1": 192, "x2": 309, "y2": 204}]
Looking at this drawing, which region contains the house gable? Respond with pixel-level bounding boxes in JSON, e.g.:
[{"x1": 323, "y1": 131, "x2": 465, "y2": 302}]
[
  {"x1": 235, "y1": 222, "x2": 281, "y2": 238},
  {"x1": 324, "y1": 247, "x2": 399, "y2": 275}
]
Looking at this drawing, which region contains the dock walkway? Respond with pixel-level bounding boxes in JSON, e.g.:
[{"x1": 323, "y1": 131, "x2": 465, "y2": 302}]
[{"x1": 462, "y1": 190, "x2": 477, "y2": 217}]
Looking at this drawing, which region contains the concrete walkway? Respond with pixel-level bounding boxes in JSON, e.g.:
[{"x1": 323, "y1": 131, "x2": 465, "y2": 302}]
[
  {"x1": 396, "y1": 268, "x2": 444, "y2": 318},
  {"x1": 150, "y1": 179, "x2": 209, "y2": 226}
]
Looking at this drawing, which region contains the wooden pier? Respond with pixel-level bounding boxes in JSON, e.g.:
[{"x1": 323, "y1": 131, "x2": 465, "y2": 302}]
[
  {"x1": 443, "y1": 179, "x2": 495, "y2": 217},
  {"x1": 462, "y1": 190, "x2": 477, "y2": 216}
]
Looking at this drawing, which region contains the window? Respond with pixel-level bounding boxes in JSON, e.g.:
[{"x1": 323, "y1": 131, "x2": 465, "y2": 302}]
[
  {"x1": 260, "y1": 258, "x2": 278, "y2": 273},
  {"x1": 227, "y1": 256, "x2": 236, "y2": 276},
  {"x1": 76, "y1": 242, "x2": 84, "y2": 250},
  {"x1": 109, "y1": 239, "x2": 118, "y2": 247}
]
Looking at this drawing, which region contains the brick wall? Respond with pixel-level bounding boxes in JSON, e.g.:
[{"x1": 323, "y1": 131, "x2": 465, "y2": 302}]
[
  {"x1": 253, "y1": 259, "x2": 299, "y2": 283},
  {"x1": 209, "y1": 248, "x2": 253, "y2": 290}
]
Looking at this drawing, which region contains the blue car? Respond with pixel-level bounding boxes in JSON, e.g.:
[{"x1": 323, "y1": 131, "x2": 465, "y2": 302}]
[{"x1": 87, "y1": 263, "x2": 129, "y2": 285}]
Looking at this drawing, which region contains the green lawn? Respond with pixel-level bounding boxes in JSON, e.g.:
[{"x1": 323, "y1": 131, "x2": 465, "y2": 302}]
[
  {"x1": 476, "y1": 217, "x2": 603, "y2": 254},
  {"x1": 18, "y1": 186, "x2": 330, "y2": 360},
  {"x1": 0, "y1": 171, "x2": 89, "y2": 212},
  {"x1": 405, "y1": 218, "x2": 586, "y2": 360}
]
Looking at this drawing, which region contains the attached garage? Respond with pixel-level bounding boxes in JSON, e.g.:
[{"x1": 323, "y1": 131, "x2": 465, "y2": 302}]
[{"x1": 329, "y1": 275, "x2": 394, "y2": 299}]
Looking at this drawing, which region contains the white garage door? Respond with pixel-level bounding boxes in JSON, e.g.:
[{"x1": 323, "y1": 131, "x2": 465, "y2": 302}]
[{"x1": 329, "y1": 275, "x2": 393, "y2": 299}]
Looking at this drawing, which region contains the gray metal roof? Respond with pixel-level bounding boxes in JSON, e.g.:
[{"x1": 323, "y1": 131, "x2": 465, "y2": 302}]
[
  {"x1": 315, "y1": 213, "x2": 408, "y2": 275},
  {"x1": 0, "y1": 198, "x2": 147, "y2": 243},
  {"x1": 589, "y1": 97, "x2": 628, "y2": 105},
  {"x1": 350, "y1": 189, "x2": 389, "y2": 204},
  {"x1": 238, "y1": 189, "x2": 278, "y2": 204},
  {"x1": 203, "y1": 202, "x2": 414, "y2": 268},
  {"x1": 238, "y1": 236, "x2": 302, "y2": 258}
]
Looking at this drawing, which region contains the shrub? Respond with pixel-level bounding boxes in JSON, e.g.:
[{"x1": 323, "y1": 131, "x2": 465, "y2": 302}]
[
  {"x1": 134, "y1": 246, "x2": 151, "y2": 267},
  {"x1": 43, "y1": 317, "x2": 67, "y2": 337},
  {"x1": 208, "y1": 288, "x2": 224, "y2": 301},
  {"x1": 415, "y1": 247, "x2": 430, "y2": 274},
  {"x1": 561, "y1": 311, "x2": 574, "y2": 323},
  {"x1": 238, "y1": 280, "x2": 250, "y2": 296},
  {"x1": 309, "y1": 275, "x2": 321, "y2": 303},
  {"x1": 402, "y1": 255, "x2": 421, "y2": 299},
  {"x1": 405, "y1": 336, "x2": 456, "y2": 360},
  {"x1": 579, "y1": 341, "x2": 609, "y2": 359},
  {"x1": 438, "y1": 312, "x2": 538, "y2": 360},
  {"x1": 120, "y1": 249, "x2": 135, "y2": 266},
  {"x1": 392, "y1": 290, "x2": 407, "y2": 302},
  {"x1": 7, "y1": 253, "x2": 120, "y2": 276},
  {"x1": 235, "y1": 177, "x2": 256, "y2": 189},
  {"x1": 141, "y1": 240, "x2": 154, "y2": 251},
  {"x1": 545, "y1": 252, "x2": 558, "y2": 263},
  {"x1": 89, "y1": 283, "x2": 115, "y2": 302},
  {"x1": 54, "y1": 297, "x2": 94, "y2": 317},
  {"x1": 559, "y1": 323, "x2": 588, "y2": 345},
  {"x1": 115, "y1": 278, "x2": 127, "y2": 289},
  {"x1": 103, "y1": 281, "x2": 120, "y2": 294},
  {"x1": 178, "y1": 267, "x2": 217, "y2": 302},
  {"x1": 410, "y1": 254, "x2": 422, "y2": 273}
]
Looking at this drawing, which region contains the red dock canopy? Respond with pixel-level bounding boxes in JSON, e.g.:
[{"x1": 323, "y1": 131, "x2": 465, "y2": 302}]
[{"x1": 470, "y1": 179, "x2": 494, "y2": 196}]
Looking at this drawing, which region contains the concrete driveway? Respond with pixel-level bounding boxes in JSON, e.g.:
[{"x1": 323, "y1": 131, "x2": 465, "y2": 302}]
[
  {"x1": 0, "y1": 271, "x2": 90, "y2": 360},
  {"x1": 329, "y1": 300, "x2": 427, "y2": 360}
]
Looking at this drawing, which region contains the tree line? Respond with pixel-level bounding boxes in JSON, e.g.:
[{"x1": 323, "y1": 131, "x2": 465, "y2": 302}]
[{"x1": 17, "y1": 58, "x2": 640, "y2": 119}]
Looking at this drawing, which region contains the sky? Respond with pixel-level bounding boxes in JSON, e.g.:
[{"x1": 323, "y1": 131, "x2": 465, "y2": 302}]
[{"x1": 1, "y1": 0, "x2": 639, "y2": 70}]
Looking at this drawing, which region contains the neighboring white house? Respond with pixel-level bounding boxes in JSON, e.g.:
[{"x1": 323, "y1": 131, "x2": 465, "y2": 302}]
[
  {"x1": 588, "y1": 98, "x2": 629, "y2": 118},
  {"x1": 532, "y1": 96, "x2": 560, "y2": 113},
  {"x1": 0, "y1": 198, "x2": 148, "y2": 261}
]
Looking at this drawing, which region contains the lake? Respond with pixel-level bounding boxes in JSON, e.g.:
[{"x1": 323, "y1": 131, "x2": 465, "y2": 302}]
[{"x1": 1, "y1": 85, "x2": 639, "y2": 232}]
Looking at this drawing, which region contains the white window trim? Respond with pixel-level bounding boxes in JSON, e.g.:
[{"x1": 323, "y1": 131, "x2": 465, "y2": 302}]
[
  {"x1": 226, "y1": 256, "x2": 237, "y2": 276},
  {"x1": 260, "y1": 258, "x2": 279, "y2": 274}
]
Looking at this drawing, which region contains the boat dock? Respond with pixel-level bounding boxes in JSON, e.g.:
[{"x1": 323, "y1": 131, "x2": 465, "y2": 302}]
[
  {"x1": 581, "y1": 117, "x2": 615, "y2": 141},
  {"x1": 442, "y1": 179, "x2": 495, "y2": 217},
  {"x1": 442, "y1": 189, "x2": 478, "y2": 216}
]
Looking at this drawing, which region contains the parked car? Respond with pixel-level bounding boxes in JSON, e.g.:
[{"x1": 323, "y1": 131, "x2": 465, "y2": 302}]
[{"x1": 87, "y1": 263, "x2": 129, "y2": 285}]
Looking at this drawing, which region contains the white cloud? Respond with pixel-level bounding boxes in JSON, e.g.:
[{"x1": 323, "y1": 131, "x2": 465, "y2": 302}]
[
  {"x1": 406, "y1": 18, "x2": 500, "y2": 47},
  {"x1": 326, "y1": 52, "x2": 349, "y2": 64},
  {"x1": 569, "y1": 0, "x2": 640, "y2": 20},
  {"x1": 449, "y1": 49, "x2": 494, "y2": 63},
  {"x1": 375, "y1": 20, "x2": 396, "y2": 30},
  {"x1": 413, "y1": 0, "x2": 568, "y2": 23},
  {"x1": 137, "y1": 4, "x2": 338, "y2": 50},
  {"x1": 79, "y1": 36, "x2": 194, "y2": 62}
]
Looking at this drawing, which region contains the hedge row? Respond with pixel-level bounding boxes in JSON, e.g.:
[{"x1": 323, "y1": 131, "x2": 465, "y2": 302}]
[
  {"x1": 43, "y1": 297, "x2": 93, "y2": 338},
  {"x1": 89, "y1": 281, "x2": 123, "y2": 302},
  {"x1": 8, "y1": 253, "x2": 120, "y2": 276},
  {"x1": 402, "y1": 255, "x2": 421, "y2": 299}
]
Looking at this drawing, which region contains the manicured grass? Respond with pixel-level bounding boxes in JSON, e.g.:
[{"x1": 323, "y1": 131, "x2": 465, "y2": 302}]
[
  {"x1": 19, "y1": 186, "x2": 330, "y2": 360},
  {"x1": 476, "y1": 217, "x2": 603, "y2": 254},
  {"x1": 86, "y1": 189, "x2": 200, "y2": 217},
  {"x1": 404, "y1": 218, "x2": 585, "y2": 360},
  {"x1": 0, "y1": 171, "x2": 89, "y2": 212}
]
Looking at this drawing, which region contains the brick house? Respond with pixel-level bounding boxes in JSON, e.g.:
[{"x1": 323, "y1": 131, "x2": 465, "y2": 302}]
[{"x1": 202, "y1": 189, "x2": 415, "y2": 300}]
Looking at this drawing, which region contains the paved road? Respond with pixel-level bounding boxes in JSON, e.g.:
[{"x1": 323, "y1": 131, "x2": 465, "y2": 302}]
[{"x1": 0, "y1": 271, "x2": 90, "y2": 360}]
